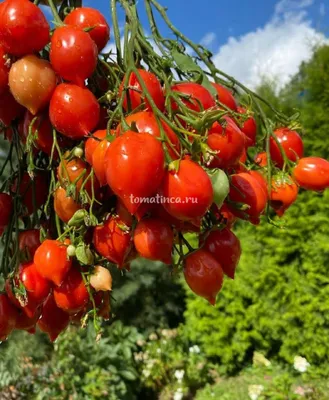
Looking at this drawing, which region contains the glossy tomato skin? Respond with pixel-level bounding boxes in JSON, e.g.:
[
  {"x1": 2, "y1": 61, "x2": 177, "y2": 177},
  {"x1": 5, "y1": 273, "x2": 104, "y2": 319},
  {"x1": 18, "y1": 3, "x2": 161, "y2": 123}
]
[
  {"x1": 54, "y1": 186, "x2": 81, "y2": 223},
  {"x1": 211, "y1": 82, "x2": 237, "y2": 110},
  {"x1": 64, "y1": 7, "x2": 110, "y2": 51},
  {"x1": 93, "y1": 216, "x2": 132, "y2": 267},
  {"x1": 293, "y1": 157, "x2": 329, "y2": 192},
  {"x1": 19, "y1": 229, "x2": 41, "y2": 260},
  {"x1": 92, "y1": 138, "x2": 111, "y2": 186},
  {"x1": 254, "y1": 152, "x2": 267, "y2": 167},
  {"x1": 270, "y1": 176, "x2": 298, "y2": 217},
  {"x1": 160, "y1": 159, "x2": 213, "y2": 221},
  {"x1": 203, "y1": 228, "x2": 241, "y2": 279},
  {"x1": 0, "y1": 89, "x2": 24, "y2": 126},
  {"x1": 133, "y1": 218, "x2": 174, "y2": 264},
  {"x1": 85, "y1": 130, "x2": 107, "y2": 164},
  {"x1": 0, "y1": 293, "x2": 18, "y2": 341},
  {"x1": 249, "y1": 170, "x2": 268, "y2": 198},
  {"x1": 237, "y1": 107, "x2": 257, "y2": 147},
  {"x1": 171, "y1": 82, "x2": 215, "y2": 112},
  {"x1": 50, "y1": 26, "x2": 98, "y2": 86},
  {"x1": 0, "y1": 45, "x2": 9, "y2": 95},
  {"x1": 38, "y1": 294, "x2": 70, "y2": 342},
  {"x1": 0, "y1": 193, "x2": 12, "y2": 232},
  {"x1": 0, "y1": 0, "x2": 50, "y2": 57},
  {"x1": 120, "y1": 69, "x2": 165, "y2": 112},
  {"x1": 34, "y1": 239, "x2": 72, "y2": 286},
  {"x1": 49, "y1": 84, "x2": 100, "y2": 139},
  {"x1": 118, "y1": 111, "x2": 181, "y2": 160},
  {"x1": 54, "y1": 266, "x2": 89, "y2": 314},
  {"x1": 106, "y1": 131, "x2": 165, "y2": 214},
  {"x1": 208, "y1": 116, "x2": 245, "y2": 168},
  {"x1": 22, "y1": 111, "x2": 54, "y2": 156},
  {"x1": 270, "y1": 128, "x2": 304, "y2": 168},
  {"x1": 14, "y1": 173, "x2": 48, "y2": 216},
  {"x1": 184, "y1": 249, "x2": 224, "y2": 305},
  {"x1": 15, "y1": 307, "x2": 41, "y2": 333}
]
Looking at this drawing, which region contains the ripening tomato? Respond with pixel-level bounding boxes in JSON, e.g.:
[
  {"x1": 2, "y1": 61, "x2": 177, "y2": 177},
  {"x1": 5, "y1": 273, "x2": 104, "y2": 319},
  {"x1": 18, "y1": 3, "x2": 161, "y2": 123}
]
[
  {"x1": 19, "y1": 229, "x2": 41, "y2": 259},
  {"x1": 0, "y1": 89, "x2": 24, "y2": 126},
  {"x1": 0, "y1": 293, "x2": 18, "y2": 341},
  {"x1": 92, "y1": 137, "x2": 111, "y2": 186},
  {"x1": 208, "y1": 116, "x2": 245, "y2": 168},
  {"x1": 211, "y1": 82, "x2": 237, "y2": 110},
  {"x1": 293, "y1": 157, "x2": 329, "y2": 192},
  {"x1": 0, "y1": 45, "x2": 9, "y2": 94},
  {"x1": 15, "y1": 308, "x2": 41, "y2": 333},
  {"x1": 249, "y1": 170, "x2": 268, "y2": 198},
  {"x1": 54, "y1": 187, "x2": 81, "y2": 223},
  {"x1": 106, "y1": 131, "x2": 165, "y2": 214},
  {"x1": 270, "y1": 128, "x2": 304, "y2": 168},
  {"x1": 270, "y1": 175, "x2": 298, "y2": 217},
  {"x1": 64, "y1": 7, "x2": 110, "y2": 51},
  {"x1": 9, "y1": 55, "x2": 56, "y2": 115},
  {"x1": 184, "y1": 249, "x2": 224, "y2": 305},
  {"x1": 54, "y1": 266, "x2": 89, "y2": 314},
  {"x1": 93, "y1": 216, "x2": 132, "y2": 267},
  {"x1": 237, "y1": 107, "x2": 257, "y2": 147},
  {"x1": 38, "y1": 294, "x2": 70, "y2": 342},
  {"x1": 171, "y1": 82, "x2": 215, "y2": 112},
  {"x1": 85, "y1": 130, "x2": 107, "y2": 164},
  {"x1": 49, "y1": 84, "x2": 100, "y2": 139},
  {"x1": 228, "y1": 172, "x2": 268, "y2": 225},
  {"x1": 160, "y1": 159, "x2": 213, "y2": 221},
  {"x1": 0, "y1": 0, "x2": 50, "y2": 57},
  {"x1": 0, "y1": 193, "x2": 12, "y2": 233},
  {"x1": 254, "y1": 152, "x2": 267, "y2": 167},
  {"x1": 50, "y1": 26, "x2": 98, "y2": 87},
  {"x1": 134, "y1": 218, "x2": 174, "y2": 264},
  {"x1": 119, "y1": 69, "x2": 165, "y2": 112},
  {"x1": 203, "y1": 228, "x2": 241, "y2": 279},
  {"x1": 90, "y1": 266, "x2": 112, "y2": 292},
  {"x1": 34, "y1": 239, "x2": 72, "y2": 286}
]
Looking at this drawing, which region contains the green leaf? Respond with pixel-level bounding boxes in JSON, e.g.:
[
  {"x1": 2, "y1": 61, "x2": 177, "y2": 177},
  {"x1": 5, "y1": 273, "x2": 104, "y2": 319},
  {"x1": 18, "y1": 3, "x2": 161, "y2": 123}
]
[
  {"x1": 68, "y1": 209, "x2": 88, "y2": 227},
  {"x1": 76, "y1": 242, "x2": 94, "y2": 265},
  {"x1": 207, "y1": 169, "x2": 229, "y2": 208},
  {"x1": 120, "y1": 370, "x2": 137, "y2": 381}
]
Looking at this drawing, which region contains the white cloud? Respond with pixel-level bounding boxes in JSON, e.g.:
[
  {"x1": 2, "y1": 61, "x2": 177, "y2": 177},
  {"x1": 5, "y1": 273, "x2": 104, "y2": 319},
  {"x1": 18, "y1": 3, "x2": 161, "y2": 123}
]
[{"x1": 200, "y1": 32, "x2": 216, "y2": 48}]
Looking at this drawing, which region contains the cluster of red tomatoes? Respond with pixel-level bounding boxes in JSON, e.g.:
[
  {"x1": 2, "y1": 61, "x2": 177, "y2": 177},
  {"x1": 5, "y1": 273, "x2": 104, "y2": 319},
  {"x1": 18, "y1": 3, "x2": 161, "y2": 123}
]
[{"x1": 0, "y1": 0, "x2": 329, "y2": 342}]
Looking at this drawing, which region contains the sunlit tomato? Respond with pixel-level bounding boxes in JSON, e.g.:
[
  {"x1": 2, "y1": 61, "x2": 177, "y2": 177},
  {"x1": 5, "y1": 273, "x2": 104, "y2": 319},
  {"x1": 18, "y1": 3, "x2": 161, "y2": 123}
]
[
  {"x1": 293, "y1": 157, "x2": 329, "y2": 192},
  {"x1": 49, "y1": 83, "x2": 100, "y2": 139},
  {"x1": 237, "y1": 107, "x2": 257, "y2": 147},
  {"x1": 50, "y1": 26, "x2": 98, "y2": 86},
  {"x1": 54, "y1": 266, "x2": 89, "y2": 314},
  {"x1": 19, "y1": 229, "x2": 41, "y2": 260},
  {"x1": 119, "y1": 69, "x2": 165, "y2": 112},
  {"x1": 106, "y1": 131, "x2": 165, "y2": 214},
  {"x1": 0, "y1": 293, "x2": 18, "y2": 341},
  {"x1": 160, "y1": 159, "x2": 213, "y2": 221},
  {"x1": 228, "y1": 172, "x2": 268, "y2": 225},
  {"x1": 184, "y1": 249, "x2": 224, "y2": 305},
  {"x1": 211, "y1": 82, "x2": 237, "y2": 110},
  {"x1": 9, "y1": 55, "x2": 56, "y2": 115},
  {"x1": 171, "y1": 82, "x2": 215, "y2": 112},
  {"x1": 0, "y1": 89, "x2": 24, "y2": 126},
  {"x1": 270, "y1": 128, "x2": 304, "y2": 168},
  {"x1": 0, "y1": 45, "x2": 9, "y2": 94},
  {"x1": 34, "y1": 239, "x2": 72, "y2": 286},
  {"x1": 133, "y1": 218, "x2": 173, "y2": 264},
  {"x1": 270, "y1": 175, "x2": 298, "y2": 217},
  {"x1": 54, "y1": 186, "x2": 81, "y2": 223},
  {"x1": 90, "y1": 265, "x2": 112, "y2": 292},
  {"x1": 207, "y1": 116, "x2": 245, "y2": 168},
  {"x1": 203, "y1": 228, "x2": 241, "y2": 279},
  {"x1": 92, "y1": 137, "x2": 111, "y2": 186},
  {"x1": 85, "y1": 130, "x2": 107, "y2": 164},
  {"x1": 254, "y1": 152, "x2": 267, "y2": 167},
  {"x1": 38, "y1": 294, "x2": 70, "y2": 342},
  {"x1": 15, "y1": 307, "x2": 41, "y2": 334},
  {"x1": 249, "y1": 170, "x2": 268, "y2": 197},
  {"x1": 93, "y1": 216, "x2": 132, "y2": 267},
  {"x1": 118, "y1": 111, "x2": 181, "y2": 160},
  {"x1": 0, "y1": 193, "x2": 12, "y2": 233},
  {"x1": 0, "y1": 0, "x2": 49, "y2": 57},
  {"x1": 64, "y1": 7, "x2": 110, "y2": 51}
]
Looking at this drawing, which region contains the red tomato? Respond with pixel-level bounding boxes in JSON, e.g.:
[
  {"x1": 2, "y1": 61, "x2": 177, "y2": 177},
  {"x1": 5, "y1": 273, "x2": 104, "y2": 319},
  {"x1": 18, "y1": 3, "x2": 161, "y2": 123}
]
[
  {"x1": 217, "y1": 204, "x2": 237, "y2": 228},
  {"x1": 208, "y1": 116, "x2": 245, "y2": 168},
  {"x1": 228, "y1": 172, "x2": 268, "y2": 225},
  {"x1": 0, "y1": 293, "x2": 18, "y2": 341},
  {"x1": 171, "y1": 82, "x2": 215, "y2": 112},
  {"x1": 119, "y1": 69, "x2": 165, "y2": 112},
  {"x1": 38, "y1": 294, "x2": 70, "y2": 342},
  {"x1": 133, "y1": 218, "x2": 174, "y2": 264},
  {"x1": 19, "y1": 229, "x2": 41, "y2": 260},
  {"x1": 0, "y1": 0, "x2": 49, "y2": 57},
  {"x1": 160, "y1": 159, "x2": 213, "y2": 221},
  {"x1": 249, "y1": 170, "x2": 268, "y2": 197},
  {"x1": 92, "y1": 137, "x2": 111, "y2": 186},
  {"x1": 34, "y1": 239, "x2": 72, "y2": 286},
  {"x1": 118, "y1": 111, "x2": 181, "y2": 160},
  {"x1": 54, "y1": 186, "x2": 81, "y2": 223},
  {"x1": 0, "y1": 89, "x2": 24, "y2": 126},
  {"x1": 116, "y1": 198, "x2": 134, "y2": 227},
  {"x1": 203, "y1": 228, "x2": 241, "y2": 279},
  {"x1": 106, "y1": 131, "x2": 165, "y2": 214},
  {"x1": 293, "y1": 157, "x2": 329, "y2": 192},
  {"x1": 184, "y1": 249, "x2": 224, "y2": 305},
  {"x1": 15, "y1": 308, "x2": 41, "y2": 333},
  {"x1": 85, "y1": 130, "x2": 107, "y2": 164},
  {"x1": 0, "y1": 45, "x2": 9, "y2": 94},
  {"x1": 50, "y1": 26, "x2": 98, "y2": 86},
  {"x1": 49, "y1": 83, "x2": 100, "y2": 139},
  {"x1": 270, "y1": 175, "x2": 298, "y2": 217},
  {"x1": 64, "y1": 7, "x2": 110, "y2": 51},
  {"x1": 237, "y1": 107, "x2": 257, "y2": 147},
  {"x1": 0, "y1": 193, "x2": 12, "y2": 232},
  {"x1": 211, "y1": 82, "x2": 237, "y2": 111},
  {"x1": 270, "y1": 128, "x2": 304, "y2": 168},
  {"x1": 54, "y1": 266, "x2": 89, "y2": 314},
  {"x1": 93, "y1": 216, "x2": 132, "y2": 267},
  {"x1": 254, "y1": 152, "x2": 267, "y2": 167}
]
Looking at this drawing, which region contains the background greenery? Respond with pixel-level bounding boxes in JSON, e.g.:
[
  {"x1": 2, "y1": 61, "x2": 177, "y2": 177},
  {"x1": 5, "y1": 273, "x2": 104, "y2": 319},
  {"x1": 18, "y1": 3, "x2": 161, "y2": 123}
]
[{"x1": 1, "y1": 44, "x2": 329, "y2": 399}]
